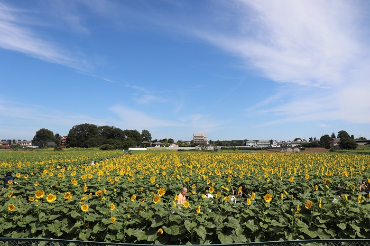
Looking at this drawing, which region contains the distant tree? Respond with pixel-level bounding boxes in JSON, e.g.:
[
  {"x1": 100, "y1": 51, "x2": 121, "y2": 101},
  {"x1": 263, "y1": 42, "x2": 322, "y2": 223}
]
[
  {"x1": 33, "y1": 128, "x2": 55, "y2": 148},
  {"x1": 337, "y1": 130, "x2": 357, "y2": 149},
  {"x1": 337, "y1": 130, "x2": 350, "y2": 139},
  {"x1": 67, "y1": 123, "x2": 99, "y2": 148},
  {"x1": 123, "y1": 130, "x2": 141, "y2": 146},
  {"x1": 319, "y1": 135, "x2": 331, "y2": 149},
  {"x1": 331, "y1": 132, "x2": 336, "y2": 139},
  {"x1": 339, "y1": 138, "x2": 358, "y2": 149},
  {"x1": 141, "y1": 130, "x2": 152, "y2": 142},
  {"x1": 309, "y1": 137, "x2": 313, "y2": 142},
  {"x1": 168, "y1": 138, "x2": 174, "y2": 144},
  {"x1": 54, "y1": 133, "x2": 62, "y2": 147},
  {"x1": 231, "y1": 140, "x2": 244, "y2": 146},
  {"x1": 12, "y1": 139, "x2": 16, "y2": 144},
  {"x1": 301, "y1": 141, "x2": 319, "y2": 148},
  {"x1": 122, "y1": 137, "x2": 136, "y2": 150},
  {"x1": 356, "y1": 137, "x2": 367, "y2": 140}
]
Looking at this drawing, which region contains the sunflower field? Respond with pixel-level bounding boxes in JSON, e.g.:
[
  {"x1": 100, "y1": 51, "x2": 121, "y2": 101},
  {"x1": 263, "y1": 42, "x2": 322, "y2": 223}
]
[{"x1": 1, "y1": 150, "x2": 370, "y2": 244}]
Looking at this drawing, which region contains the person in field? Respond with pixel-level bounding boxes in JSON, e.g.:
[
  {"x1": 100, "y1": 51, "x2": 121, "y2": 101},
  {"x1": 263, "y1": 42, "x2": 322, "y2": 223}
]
[
  {"x1": 235, "y1": 183, "x2": 249, "y2": 198},
  {"x1": 204, "y1": 187, "x2": 213, "y2": 199},
  {"x1": 2, "y1": 172, "x2": 14, "y2": 189},
  {"x1": 177, "y1": 187, "x2": 187, "y2": 205},
  {"x1": 359, "y1": 180, "x2": 370, "y2": 193}
]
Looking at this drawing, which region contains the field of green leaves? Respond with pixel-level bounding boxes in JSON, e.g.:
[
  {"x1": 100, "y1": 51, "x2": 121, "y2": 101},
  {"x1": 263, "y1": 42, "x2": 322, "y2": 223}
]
[{"x1": 1, "y1": 149, "x2": 370, "y2": 244}]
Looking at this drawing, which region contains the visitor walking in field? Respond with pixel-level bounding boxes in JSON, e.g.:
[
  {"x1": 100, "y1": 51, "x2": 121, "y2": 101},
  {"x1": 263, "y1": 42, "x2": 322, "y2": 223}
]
[
  {"x1": 2, "y1": 172, "x2": 14, "y2": 189},
  {"x1": 177, "y1": 187, "x2": 187, "y2": 205}
]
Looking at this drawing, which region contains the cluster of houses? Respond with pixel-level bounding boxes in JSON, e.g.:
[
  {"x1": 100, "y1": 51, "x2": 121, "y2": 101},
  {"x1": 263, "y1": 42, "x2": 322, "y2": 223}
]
[
  {"x1": 2, "y1": 134, "x2": 369, "y2": 150},
  {"x1": 1, "y1": 139, "x2": 33, "y2": 148}
]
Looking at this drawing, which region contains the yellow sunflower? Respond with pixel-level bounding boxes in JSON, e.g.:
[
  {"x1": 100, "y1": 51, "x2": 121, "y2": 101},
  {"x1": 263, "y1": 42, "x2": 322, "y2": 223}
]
[
  {"x1": 29, "y1": 197, "x2": 35, "y2": 202},
  {"x1": 264, "y1": 193, "x2": 273, "y2": 203},
  {"x1": 64, "y1": 192, "x2": 71, "y2": 199},
  {"x1": 246, "y1": 198, "x2": 251, "y2": 205},
  {"x1": 110, "y1": 203, "x2": 115, "y2": 211},
  {"x1": 150, "y1": 176, "x2": 156, "y2": 183},
  {"x1": 157, "y1": 228, "x2": 164, "y2": 234},
  {"x1": 305, "y1": 200, "x2": 313, "y2": 209},
  {"x1": 111, "y1": 216, "x2": 116, "y2": 223},
  {"x1": 208, "y1": 187, "x2": 214, "y2": 193},
  {"x1": 158, "y1": 188, "x2": 166, "y2": 197},
  {"x1": 35, "y1": 190, "x2": 45, "y2": 199},
  {"x1": 131, "y1": 195, "x2": 136, "y2": 202},
  {"x1": 251, "y1": 193, "x2": 256, "y2": 200},
  {"x1": 196, "y1": 206, "x2": 201, "y2": 214},
  {"x1": 81, "y1": 204, "x2": 89, "y2": 212},
  {"x1": 224, "y1": 196, "x2": 231, "y2": 202},
  {"x1": 46, "y1": 194, "x2": 57, "y2": 203},
  {"x1": 153, "y1": 195, "x2": 161, "y2": 204},
  {"x1": 7, "y1": 191, "x2": 13, "y2": 198},
  {"x1": 183, "y1": 201, "x2": 190, "y2": 208},
  {"x1": 8, "y1": 204, "x2": 15, "y2": 211}
]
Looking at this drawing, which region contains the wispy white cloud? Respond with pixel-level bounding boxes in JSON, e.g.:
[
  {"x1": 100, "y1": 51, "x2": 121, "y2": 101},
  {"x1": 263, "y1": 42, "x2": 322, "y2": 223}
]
[
  {"x1": 187, "y1": 0, "x2": 370, "y2": 124},
  {"x1": 109, "y1": 104, "x2": 181, "y2": 129},
  {"x1": 0, "y1": 3, "x2": 89, "y2": 70},
  {"x1": 316, "y1": 123, "x2": 330, "y2": 128},
  {"x1": 109, "y1": 104, "x2": 229, "y2": 133},
  {"x1": 0, "y1": 98, "x2": 107, "y2": 138},
  {"x1": 133, "y1": 94, "x2": 166, "y2": 105}
]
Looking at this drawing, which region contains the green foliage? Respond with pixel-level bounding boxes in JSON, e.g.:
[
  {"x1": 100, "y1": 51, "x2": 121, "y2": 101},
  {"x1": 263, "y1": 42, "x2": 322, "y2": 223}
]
[
  {"x1": 54, "y1": 146, "x2": 63, "y2": 151},
  {"x1": 99, "y1": 144, "x2": 116, "y2": 150},
  {"x1": 33, "y1": 128, "x2": 55, "y2": 148},
  {"x1": 319, "y1": 135, "x2": 331, "y2": 149},
  {"x1": 1, "y1": 151, "x2": 370, "y2": 244},
  {"x1": 338, "y1": 130, "x2": 351, "y2": 139},
  {"x1": 339, "y1": 138, "x2": 358, "y2": 150}
]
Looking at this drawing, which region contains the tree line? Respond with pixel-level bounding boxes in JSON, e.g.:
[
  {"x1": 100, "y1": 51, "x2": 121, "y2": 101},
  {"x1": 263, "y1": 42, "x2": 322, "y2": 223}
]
[
  {"x1": 32, "y1": 124, "x2": 152, "y2": 150},
  {"x1": 307, "y1": 130, "x2": 359, "y2": 149}
]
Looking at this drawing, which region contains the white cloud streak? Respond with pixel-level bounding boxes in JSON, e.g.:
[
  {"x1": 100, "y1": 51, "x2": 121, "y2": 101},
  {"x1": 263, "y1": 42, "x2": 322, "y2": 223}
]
[
  {"x1": 0, "y1": 3, "x2": 88, "y2": 70},
  {"x1": 189, "y1": 0, "x2": 370, "y2": 124}
]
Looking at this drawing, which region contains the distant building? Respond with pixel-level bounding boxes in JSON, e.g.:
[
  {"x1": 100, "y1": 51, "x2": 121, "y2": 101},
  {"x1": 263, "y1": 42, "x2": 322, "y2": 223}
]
[
  {"x1": 330, "y1": 138, "x2": 341, "y2": 148},
  {"x1": 245, "y1": 140, "x2": 257, "y2": 147},
  {"x1": 18, "y1": 140, "x2": 32, "y2": 147},
  {"x1": 1, "y1": 141, "x2": 9, "y2": 148},
  {"x1": 61, "y1": 136, "x2": 67, "y2": 147},
  {"x1": 256, "y1": 140, "x2": 270, "y2": 148},
  {"x1": 152, "y1": 141, "x2": 165, "y2": 147},
  {"x1": 193, "y1": 133, "x2": 208, "y2": 145}
]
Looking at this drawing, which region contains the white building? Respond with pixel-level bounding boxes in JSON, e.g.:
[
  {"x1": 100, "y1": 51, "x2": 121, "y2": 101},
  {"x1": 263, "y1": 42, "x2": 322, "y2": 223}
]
[{"x1": 193, "y1": 133, "x2": 208, "y2": 145}]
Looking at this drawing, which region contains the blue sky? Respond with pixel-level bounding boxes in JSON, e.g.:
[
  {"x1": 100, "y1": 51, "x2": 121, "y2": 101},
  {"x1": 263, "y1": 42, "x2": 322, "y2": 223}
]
[{"x1": 1, "y1": 0, "x2": 370, "y2": 142}]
